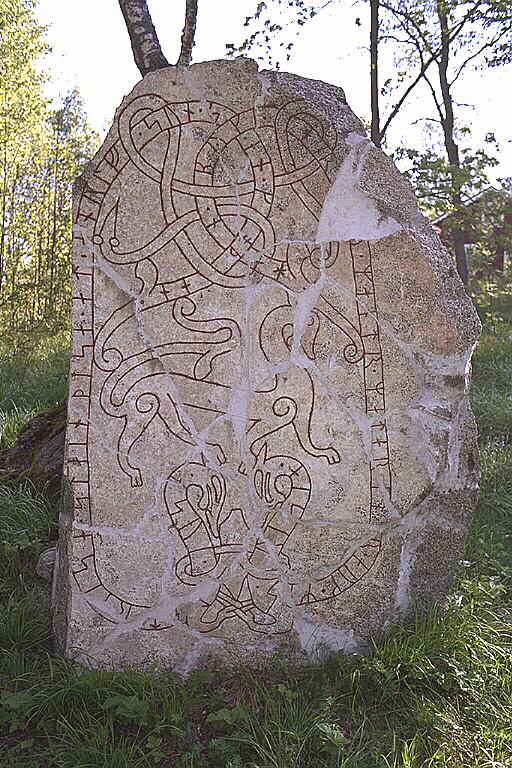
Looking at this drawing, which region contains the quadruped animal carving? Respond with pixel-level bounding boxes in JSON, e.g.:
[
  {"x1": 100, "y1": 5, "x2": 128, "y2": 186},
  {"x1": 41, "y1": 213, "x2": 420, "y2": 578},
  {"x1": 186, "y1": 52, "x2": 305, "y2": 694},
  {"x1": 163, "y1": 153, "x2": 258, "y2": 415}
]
[{"x1": 68, "y1": 83, "x2": 390, "y2": 636}]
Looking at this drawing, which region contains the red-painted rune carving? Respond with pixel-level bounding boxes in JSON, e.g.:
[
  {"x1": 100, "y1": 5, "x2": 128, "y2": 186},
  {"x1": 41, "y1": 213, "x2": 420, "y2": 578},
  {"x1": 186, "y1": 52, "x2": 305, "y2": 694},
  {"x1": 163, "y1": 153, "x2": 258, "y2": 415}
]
[{"x1": 69, "y1": 95, "x2": 391, "y2": 635}]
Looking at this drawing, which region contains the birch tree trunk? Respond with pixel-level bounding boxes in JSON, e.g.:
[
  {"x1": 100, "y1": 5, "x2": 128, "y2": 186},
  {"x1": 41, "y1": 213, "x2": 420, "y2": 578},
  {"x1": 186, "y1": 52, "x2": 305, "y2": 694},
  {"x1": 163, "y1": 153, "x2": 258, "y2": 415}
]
[
  {"x1": 118, "y1": 0, "x2": 199, "y2": 75},
  {"x1": 118, "y1": 0, "x2": 170, "y2": 76},
  {"x1": 177, "y1": 0, "x2": 198, "y2": 66}
]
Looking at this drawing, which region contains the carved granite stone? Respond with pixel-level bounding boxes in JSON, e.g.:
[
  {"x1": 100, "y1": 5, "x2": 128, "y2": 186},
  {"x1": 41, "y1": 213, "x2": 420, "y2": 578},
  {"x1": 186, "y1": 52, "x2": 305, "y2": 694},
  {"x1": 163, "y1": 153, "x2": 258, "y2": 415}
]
[{"x1": 54, "y1": 59, "x2": 480, "y2": 672}]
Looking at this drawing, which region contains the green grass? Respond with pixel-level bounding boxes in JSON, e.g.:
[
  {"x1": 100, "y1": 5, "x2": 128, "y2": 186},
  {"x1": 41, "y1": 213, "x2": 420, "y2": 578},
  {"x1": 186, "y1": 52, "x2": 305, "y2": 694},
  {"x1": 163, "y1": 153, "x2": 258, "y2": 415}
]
[
  {"x1": 0, "y1": 482, "x2": 57, "y2": 598},
  {"x1": 0, "y1": 329, "x2": 69, "y2": 451},
  {"x1": 471, "y1": 327, "x2": 512, "y2": 444},
  {"x1": 0, "y1": 322, "x2": 511, "y2": 767}
]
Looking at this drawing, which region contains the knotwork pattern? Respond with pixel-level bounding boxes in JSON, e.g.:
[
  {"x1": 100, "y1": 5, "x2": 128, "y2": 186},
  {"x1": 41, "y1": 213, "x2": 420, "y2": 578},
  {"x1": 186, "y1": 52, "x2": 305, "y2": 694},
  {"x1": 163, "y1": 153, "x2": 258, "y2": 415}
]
[{"x1": 68, "y1": 91, "x2": 391, "y2": 637}]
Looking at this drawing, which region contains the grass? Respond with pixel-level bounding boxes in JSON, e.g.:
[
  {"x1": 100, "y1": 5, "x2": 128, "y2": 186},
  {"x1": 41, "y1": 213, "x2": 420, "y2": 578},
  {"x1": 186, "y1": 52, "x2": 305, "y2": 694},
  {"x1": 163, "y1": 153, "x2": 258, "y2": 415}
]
[
  {"x1": 0, "y1": 322, "x2": 511, "y2": 767},
  {"x1": 0, "y1": 328, "x2": 69, "y2": 451},
  {"x1": 0, "y1": 482, "x2": 57, "y2": 598},
  {"x1": 471, "y1": 327, "x2": 512, "y2": 444}
]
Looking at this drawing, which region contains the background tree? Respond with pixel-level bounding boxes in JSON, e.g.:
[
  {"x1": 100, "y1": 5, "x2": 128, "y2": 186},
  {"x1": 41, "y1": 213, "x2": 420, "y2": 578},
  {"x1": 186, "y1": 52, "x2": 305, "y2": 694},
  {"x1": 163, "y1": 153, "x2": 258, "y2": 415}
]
[
  {"x1": 0, "y1": 0, "x2": 47, "y2": 298},
  {"x1": 228, "y1": 0, "x2": 512, "y2": 283},
  {"x1": 0, "y1": 0, "x2": 98, "y2": 334},
  {"x1": 118, "y1": 0, "x2": 198, "y2": 75},
  {"x1": 384, "y1": 0, "x2": 512, "y2": 282},
  {"x1": 225, "y1": 0, "x2": 444, "y2": 148}
]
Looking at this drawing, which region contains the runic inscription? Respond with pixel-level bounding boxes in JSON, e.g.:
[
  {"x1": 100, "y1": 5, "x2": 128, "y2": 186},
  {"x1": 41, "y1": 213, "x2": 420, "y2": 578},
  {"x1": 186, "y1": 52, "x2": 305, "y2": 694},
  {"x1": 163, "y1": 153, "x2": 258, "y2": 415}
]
[
  {"x1": 57, "y1": 61, "x2": 480, "y2": 668},
  {"x1": 69, "y1": 89, "x2": 390, "y2": 637}
]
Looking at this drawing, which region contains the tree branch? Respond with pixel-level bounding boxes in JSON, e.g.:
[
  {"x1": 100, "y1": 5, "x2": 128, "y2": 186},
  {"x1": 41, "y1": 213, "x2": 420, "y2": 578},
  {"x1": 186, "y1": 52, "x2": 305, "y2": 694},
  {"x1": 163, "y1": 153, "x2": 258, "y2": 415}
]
[
  {"x1": 380, "y1": 50, "x2": 440, "y2": 139},
  {"x1": 422, "y1": 68, "x2": 445, "y2": 123},
  {"x1": 449, "y1": 29, "x2": 507, "y2": 87},
  {"x1": 177, "y1": 0, "x2": 198, "y2": 66},
  {"x1": 118, "y1": 0, "x2": 169, "y2": 76},
  {"x1": 378, "y1": 0, "x2": 495, "y2": 142}
]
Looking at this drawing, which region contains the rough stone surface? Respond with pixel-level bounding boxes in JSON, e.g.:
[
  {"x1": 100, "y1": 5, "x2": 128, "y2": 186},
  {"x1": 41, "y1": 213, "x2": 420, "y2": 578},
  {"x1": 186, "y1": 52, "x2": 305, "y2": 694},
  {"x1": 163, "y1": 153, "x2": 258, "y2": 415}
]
[
  {"x1": 0, "y1": 403, "x2": 65, "y2": 487},
  {"x1": 54, "y1": 59, "x2": 480, "y2": 672},
  {"x1": 37, "y1": 545, "x2": 57, "y2": 583}
]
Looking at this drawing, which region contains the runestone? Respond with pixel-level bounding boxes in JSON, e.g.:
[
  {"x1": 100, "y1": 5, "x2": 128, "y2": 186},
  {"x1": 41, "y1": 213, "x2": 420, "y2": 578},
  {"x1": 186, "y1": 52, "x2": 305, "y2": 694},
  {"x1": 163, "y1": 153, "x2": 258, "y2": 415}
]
[{"x1": 54, "y1": 59, "x2": 480, "y2": 671}]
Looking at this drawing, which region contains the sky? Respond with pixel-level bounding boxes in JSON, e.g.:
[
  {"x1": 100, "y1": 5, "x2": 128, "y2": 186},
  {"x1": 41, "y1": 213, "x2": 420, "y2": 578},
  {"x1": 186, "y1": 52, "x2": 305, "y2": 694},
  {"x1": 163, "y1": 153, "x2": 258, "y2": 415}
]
[{"x1": 35, "y1": 0, "x2": 511, "y2": 182}]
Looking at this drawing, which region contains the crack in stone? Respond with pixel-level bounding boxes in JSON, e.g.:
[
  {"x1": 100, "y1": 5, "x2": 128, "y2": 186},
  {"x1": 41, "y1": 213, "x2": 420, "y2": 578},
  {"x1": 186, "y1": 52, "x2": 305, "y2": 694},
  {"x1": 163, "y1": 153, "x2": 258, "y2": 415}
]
[{"x1": 58, "y1": 59, "x2": 480, "y2": 671}]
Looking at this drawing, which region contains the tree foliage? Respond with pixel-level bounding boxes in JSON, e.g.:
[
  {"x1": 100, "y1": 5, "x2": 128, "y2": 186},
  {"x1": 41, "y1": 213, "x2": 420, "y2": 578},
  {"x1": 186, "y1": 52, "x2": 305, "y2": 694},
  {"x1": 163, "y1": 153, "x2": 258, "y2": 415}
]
[
  {"x1": 0, "y1": 0, "x2": 98, "y2": 334},
  {"x1": 229, "y1": 0, "x2": 512, "y2": 283},
  {"x1": 384, "y1": 0, "x2": 512, "y2": 281}
]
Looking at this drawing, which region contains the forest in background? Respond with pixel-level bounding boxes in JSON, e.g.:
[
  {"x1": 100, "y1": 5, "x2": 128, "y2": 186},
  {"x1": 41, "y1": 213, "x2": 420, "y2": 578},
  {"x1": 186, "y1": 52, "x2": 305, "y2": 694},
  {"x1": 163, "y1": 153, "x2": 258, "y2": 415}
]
[{"x1": 0, "y1": 0, "x2": 98, "y2": 339}]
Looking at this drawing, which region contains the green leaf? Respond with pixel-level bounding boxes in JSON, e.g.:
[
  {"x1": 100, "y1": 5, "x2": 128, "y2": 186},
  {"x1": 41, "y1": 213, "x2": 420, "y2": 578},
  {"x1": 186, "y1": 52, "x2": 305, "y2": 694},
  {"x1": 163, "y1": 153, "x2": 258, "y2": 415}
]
[
  {"x1": 101, "y1": 694, "x2": 151, "y2": 726},
  {"x1": 1, "y1": 690, "x2": 35, "y2": 710}
]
